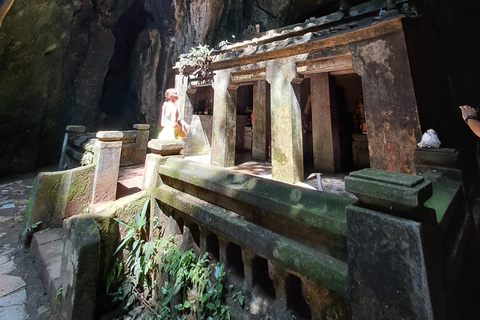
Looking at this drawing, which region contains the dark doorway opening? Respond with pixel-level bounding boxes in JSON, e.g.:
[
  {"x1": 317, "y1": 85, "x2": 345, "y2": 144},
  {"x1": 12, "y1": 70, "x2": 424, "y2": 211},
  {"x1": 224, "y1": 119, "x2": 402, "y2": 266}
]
[
  {"x1": 235, "y1": 85, "x2": 254, "y2": 165},
  {"x1": 332, "y1": 73, "x2": 368, "y2": 172}
]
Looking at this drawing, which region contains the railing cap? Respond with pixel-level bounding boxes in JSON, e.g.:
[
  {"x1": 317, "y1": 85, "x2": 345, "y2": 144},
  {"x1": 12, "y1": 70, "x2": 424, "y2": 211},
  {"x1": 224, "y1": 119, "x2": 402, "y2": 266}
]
[
  {"x1": 66, "y1": 125, "x2": 86, "y2": 133},
  {"x1": 345, "y1": 168, "x2": 432, "y2": 214},
  {"x1": 133, "y1": 124, "x2": 150, "y2": 130},
  {"x1": 96, "y1": 131, "x2": 123, "y2": 141}
]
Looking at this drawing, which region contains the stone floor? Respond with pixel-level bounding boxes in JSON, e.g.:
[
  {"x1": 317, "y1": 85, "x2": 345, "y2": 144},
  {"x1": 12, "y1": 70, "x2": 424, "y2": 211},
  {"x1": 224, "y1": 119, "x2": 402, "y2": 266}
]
[{"x1": 0, "y1": 171, "x2": 53, "y2": 320}]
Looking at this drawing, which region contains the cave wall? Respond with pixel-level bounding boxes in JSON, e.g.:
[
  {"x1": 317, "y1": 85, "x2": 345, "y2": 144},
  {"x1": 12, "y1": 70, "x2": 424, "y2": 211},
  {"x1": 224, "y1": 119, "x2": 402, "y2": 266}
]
[{"x1": 1, "y1": 0, "x2": 479, "y2": 176}]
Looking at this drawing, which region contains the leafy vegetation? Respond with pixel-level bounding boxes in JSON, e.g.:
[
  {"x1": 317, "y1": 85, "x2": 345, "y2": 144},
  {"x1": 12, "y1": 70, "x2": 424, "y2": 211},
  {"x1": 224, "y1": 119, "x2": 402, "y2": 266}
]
[
  {"x1": 80, "y1": 141, "x2": 95, "y2": 166},
  {"x1": 108, "y1": 199, "x2": 232, "y2": 319},
  {"x1": 177, "y1": 44, "x2": 214, "y2": 82},
  {"x1": 23, "y1": 220, "x2": 42, "y2": 236}
]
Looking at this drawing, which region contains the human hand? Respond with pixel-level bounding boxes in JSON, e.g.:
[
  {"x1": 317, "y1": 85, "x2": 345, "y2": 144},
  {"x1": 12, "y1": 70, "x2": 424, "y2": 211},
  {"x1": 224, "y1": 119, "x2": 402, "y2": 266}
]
[{"x1": 459, "y1": 105, "x2": 477, "y2": 121}]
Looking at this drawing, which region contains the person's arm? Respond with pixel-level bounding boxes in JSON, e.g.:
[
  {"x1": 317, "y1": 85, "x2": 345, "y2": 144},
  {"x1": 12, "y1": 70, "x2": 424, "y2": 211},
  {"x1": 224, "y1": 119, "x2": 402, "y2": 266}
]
[{"x1": 460, "y1": 105, "x2": 480, "y2": 137}]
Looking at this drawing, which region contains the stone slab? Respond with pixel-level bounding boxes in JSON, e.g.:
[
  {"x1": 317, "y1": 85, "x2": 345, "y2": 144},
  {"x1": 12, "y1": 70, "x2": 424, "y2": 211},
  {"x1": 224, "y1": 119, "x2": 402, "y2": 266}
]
[
  {"x1": 0, "y1": 288, "x2": 26, "y2": 307},
  {"x1": 96, "y1": 131, "x2": 123, "y2": 141},
  {"x1": 0, "y1": 260, "x2": 15, "y2": 275},
  {"x1": 0, "y1": 275, "x2": 26, "y2": 298},
  {"x1": 0, "y1": 255, "x2": 9, "y2": 266},
  {"x1": 133, "y1": 124, "x2": 150, "y2": 130},
  {"x1": 414, "y1": 147, "x2": 458, "y2": 168},
  {"x1": 148, "y1": 139, "x2": 185, "y2": 156},
  {"x1": 345, "y1": 168, "x2": 432, "y2": 213},
  {"x1": 66, "y1": 125, "x2": 86, "y2": 133},
  {"x1": 346, "y1": 204, "x2": 442, "y2": 320},
  {"x1": 0, "y1": 304, "x2": 27, "y2": 320},
  {"x1": 60, "y1": 216, "x2": 100, "y2": 320},
  {"x1": 32, "y1": 228, "x2": 63, "y2": 246}
]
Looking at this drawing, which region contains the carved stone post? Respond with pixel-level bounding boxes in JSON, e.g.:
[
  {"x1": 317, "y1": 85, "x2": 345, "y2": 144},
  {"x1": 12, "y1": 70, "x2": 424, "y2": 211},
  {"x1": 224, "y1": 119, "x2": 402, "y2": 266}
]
[
  {"x1": 252, "y1": 80, "x2": 268, "y2": 161},
  {"x1": 58, "y1": 125, "x2": 86, "y2": 170},
  {"x1": 133, "y1": 124, "x2": 150, "y2": 165},
  {"x1": 266, "y1": 57, "x2": 303, "y2": 183},
  {"x1": 142, "y1": 139, "x2": 185, "y2": 190},
  {"x1": 345, "y1": 168, "x2": 447, "y2": 320},
  {"x1": 91, "y1": 131, "x2": 123, "y2": 204},
  {"x1": 212, "y1": 69, "x2": 236, "y2": 167}
]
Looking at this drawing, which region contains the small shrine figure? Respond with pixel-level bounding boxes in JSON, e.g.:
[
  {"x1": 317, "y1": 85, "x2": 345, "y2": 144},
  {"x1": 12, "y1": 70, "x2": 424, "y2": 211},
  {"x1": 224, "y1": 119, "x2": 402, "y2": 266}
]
[{"x1": 353, "y1": 94, "x2": 367, "y2": 133}]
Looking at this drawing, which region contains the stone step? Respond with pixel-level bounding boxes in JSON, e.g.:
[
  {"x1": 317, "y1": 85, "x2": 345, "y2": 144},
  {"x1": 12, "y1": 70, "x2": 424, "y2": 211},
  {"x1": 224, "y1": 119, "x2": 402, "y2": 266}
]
[{"x1": 30, "y1": 228, "x2": 63, "y2": 303}]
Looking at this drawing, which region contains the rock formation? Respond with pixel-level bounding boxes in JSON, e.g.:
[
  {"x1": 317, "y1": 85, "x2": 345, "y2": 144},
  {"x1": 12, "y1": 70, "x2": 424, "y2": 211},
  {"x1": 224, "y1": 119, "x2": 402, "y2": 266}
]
[{"x1": 0, "y1": 0, "x2": 479, "y2": 175}]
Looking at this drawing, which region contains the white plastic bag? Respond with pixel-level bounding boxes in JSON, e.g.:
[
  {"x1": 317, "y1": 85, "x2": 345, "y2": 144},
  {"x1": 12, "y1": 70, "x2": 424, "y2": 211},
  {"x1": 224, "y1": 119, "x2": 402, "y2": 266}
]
[{"x1": 418, "y1": 129, "x2": 441, "y2": 148}]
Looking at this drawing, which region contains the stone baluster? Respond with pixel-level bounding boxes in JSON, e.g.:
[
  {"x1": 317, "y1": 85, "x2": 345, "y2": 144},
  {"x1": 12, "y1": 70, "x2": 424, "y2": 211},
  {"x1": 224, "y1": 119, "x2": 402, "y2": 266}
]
[
  {"x1": 91, "y1": 131, "x2": 123, "y2": 204},
  {"x1": 58, "y1": 125, "x2": 86, "y2": 170},
  {"x1": 142, "y1": 138, "x2": 185, "y2": 190},
  {"x1": 133, "y1": 124, "x2": 150, "y2": 165},
  {"x1": 345, "y1": 168, "x2": 447, "y2": 320}
]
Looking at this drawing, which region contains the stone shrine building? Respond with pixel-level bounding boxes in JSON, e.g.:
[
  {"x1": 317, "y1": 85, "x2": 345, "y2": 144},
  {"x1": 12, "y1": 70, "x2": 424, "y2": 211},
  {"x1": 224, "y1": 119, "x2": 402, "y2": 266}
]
[{"x1": 175, "y1": 2, "x2": 424, "y2": 184}]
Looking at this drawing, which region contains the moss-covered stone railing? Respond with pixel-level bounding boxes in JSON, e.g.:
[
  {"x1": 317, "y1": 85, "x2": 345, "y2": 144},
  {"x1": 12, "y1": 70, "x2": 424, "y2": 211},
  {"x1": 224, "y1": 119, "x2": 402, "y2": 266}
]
[
  {"x1": 146, "y1": 156, "x2": 355, "y2": 319},
  {"x1": 345, "y1": 147, "x2": 480, "y2": 320},
  {"x1": 25, "y1": 131, "x2": 124, "y2": 241},
  {"x1": 58, "y1": 124, "x2": 150, "y2": 170}
]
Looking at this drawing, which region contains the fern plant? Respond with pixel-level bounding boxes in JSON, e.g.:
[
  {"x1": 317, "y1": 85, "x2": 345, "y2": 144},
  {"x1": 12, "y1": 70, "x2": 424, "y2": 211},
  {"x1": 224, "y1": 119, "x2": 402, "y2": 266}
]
[
  {"x1": 109, "y1": 198, "x2": 231, "y2": 319},
  {"x1": 177, "y1": 44, "x2": 214, "y2": 82}
]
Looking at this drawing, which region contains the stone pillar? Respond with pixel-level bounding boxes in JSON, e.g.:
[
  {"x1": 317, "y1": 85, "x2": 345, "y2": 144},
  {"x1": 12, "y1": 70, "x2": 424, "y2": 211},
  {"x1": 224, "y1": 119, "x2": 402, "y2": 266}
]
[
  {"x1": 58, "y1": 125, "x2": 86, "y2": 170},
  {"x1": 143, "y1": 139, "x2": 185, "y2": 189},
  {"x1": 60, "y1": 216, "x2": 100, "y2": 320},
  {"x1": 91, "y1": 131, "x2": 123, "y2": 204},
  {"x1": 133, "y1": 124, "x2": 150, "y2": 165},
  {"x1": 352, "y1": 32, "x2": 422, "y2": 174},
  {"x1": 175, "y1": 73, "x2": 189, "y2": 122},
  {"x1": 345, "y1": 168, "x2": 447, "y2": 320},
  {"x1": 252, "y1": 80, "x2": 267, "y2": 161},
  {"x1": 266, "y1": 58, "x2": 303, "y2": 183},
  {"x1": 310, "y1": 73, "x2": 340, "y2": 173},
  {"x1": 211, "y1": 69, "x2": 236, "y2": 167}
]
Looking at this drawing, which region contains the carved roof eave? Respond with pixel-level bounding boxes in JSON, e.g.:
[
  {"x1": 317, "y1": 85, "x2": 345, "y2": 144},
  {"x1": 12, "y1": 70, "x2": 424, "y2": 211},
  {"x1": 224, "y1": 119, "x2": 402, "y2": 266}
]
[{"x1": 210, "y1": 14, "x2": 407, "y2": 71}]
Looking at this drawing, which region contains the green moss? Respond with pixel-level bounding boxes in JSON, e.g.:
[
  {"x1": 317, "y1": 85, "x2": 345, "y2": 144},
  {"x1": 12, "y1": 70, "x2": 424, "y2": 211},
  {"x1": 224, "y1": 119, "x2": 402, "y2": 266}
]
[{"x1": 67, "y1": 174, "x2": 87, "y2": 201}]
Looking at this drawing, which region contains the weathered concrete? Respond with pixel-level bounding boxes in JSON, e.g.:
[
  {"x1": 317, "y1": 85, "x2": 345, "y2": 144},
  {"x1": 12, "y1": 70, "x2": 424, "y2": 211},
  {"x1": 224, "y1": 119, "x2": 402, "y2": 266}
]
[
  {"x1": 30, "y1": 229, "x2": 63, "y2": 307},
  {"x1": 133, "y1": 124, "x2": 150, "y2": 165},
  {"x1": 266, "y1": 57, "x2": 303, "y2": 183},
  {"x1": 345, "y1": 168, "x2": 432, "y2": 215},
  {"x1": 310, "y1": 73, "x2": 340, "y2": 173},
  {"x1": 148, "y1": 139, "x2": 185, "y2": 156},
  {"x1": 184, "y1": 115, "x2": 212, "y2": 156},
  {"x1": 91, "y1": 132, "x2": 123, "y2": 204},
  {"x1": 252, "y1": 80, "x2": 268, "y2": 161},
  {"x1": 25, "y1": 165, "x2": 95, "y2": 239},
  {"x1": 59, "y1": 216, "x2": 100, "y2": 320},
  {"x1": 345, "y1": 168, "x2": 447, "y2": 320},
  {"x1": 252, "y1": 80, "x2": 269, "y2": 161},
  {"x1": 352, "y1": 31, "x2": 422, "y2": 174},
  {"x1": 0, "y1": 275, "x2": 25, "y2": 299},
  {"x1": 158, "y1": 158, "x2": 353, "y2": 260},
  {"x1": 211, "y1": 69, "x2": 237, "y2": 167}
]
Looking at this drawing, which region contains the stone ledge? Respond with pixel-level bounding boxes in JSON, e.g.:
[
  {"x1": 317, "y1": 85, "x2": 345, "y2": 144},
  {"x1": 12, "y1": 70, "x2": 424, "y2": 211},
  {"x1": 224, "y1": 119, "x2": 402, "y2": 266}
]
[
  {"x1": 133, "y1": 124, "x2": 150, "y2": 130},
  {"x1": 96, "y1": 131, "x2": 123, "y2": 141},
  {"x1": 345, "y1": 168, "x2": 432, "y2": 213},
  {"x1": 148, "y1": 139, "x2": 185, "y2": 156},
  {"x1": 414, "y1": 147, "x2": 458, "y2": 169},
  {"x1": 66, "y1": 125, "x2": 86, "y2": 134}
]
